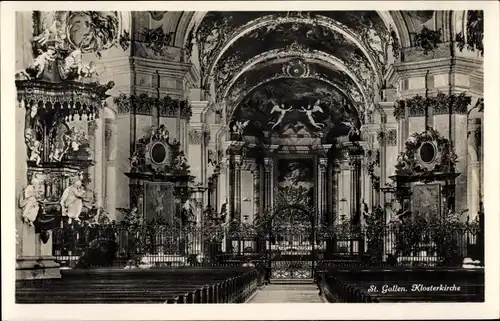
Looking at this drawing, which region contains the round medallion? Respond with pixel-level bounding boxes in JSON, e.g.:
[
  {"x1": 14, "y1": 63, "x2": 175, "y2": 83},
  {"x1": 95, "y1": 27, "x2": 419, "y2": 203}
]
[
  {"x1": 419, "y1": 142, "x2": 436, "y2": 163},
  {"x1": 150, "y1": 142, "x2": 168, "y2": 164}
]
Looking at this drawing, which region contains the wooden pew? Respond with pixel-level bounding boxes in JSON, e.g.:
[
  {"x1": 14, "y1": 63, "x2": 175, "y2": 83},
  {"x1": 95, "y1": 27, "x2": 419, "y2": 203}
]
[
  {"x1": 315, "y1": 267, "x2": 484, "y2": 303},
  {"x1": 16, "y1": 267, "x2": 265, "y2": 304}
]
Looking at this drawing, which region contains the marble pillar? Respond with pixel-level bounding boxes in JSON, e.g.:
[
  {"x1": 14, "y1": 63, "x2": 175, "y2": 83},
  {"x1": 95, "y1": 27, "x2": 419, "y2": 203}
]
[
  {"x1": 252, "y1": 164, "x2": 261, "y2": 223},
  {"x1": 233, "y1": 155, "x2": 243, "y2": 222},
  {"x1": 331, "y1": 165, "x2": 340, "y2": 224},
  {"x1": 105, "y1": 119, "x2": 118, "y2": 221},
  {"x1": 263, "y1": 157, "x2": 274, "y2": 211},
  {"x1": 218, "y1": 157, "x2": 228, "y2": 218},
  {"x1": 318, "y1": 158, "x2": 328, "y2": 225},
  {"x1": 468, "y1": 118, "x2": 482, "y2": 219},
  {"x1": 89, "y1": 118, "x2": 104, "y2": 207},
  {"x1": 349, "y1": 155, "x2": 362, "y2": 225},
  {"x1": 228, "y1": 157, "x2": 235, "y2": 222}
]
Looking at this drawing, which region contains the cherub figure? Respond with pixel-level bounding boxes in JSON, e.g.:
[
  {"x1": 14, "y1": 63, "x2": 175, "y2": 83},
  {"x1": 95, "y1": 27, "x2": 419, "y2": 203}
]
[
  {"x1": 80, "y1": 61, "x2": 98, "y2": 79},
  {"x1": 269, "y1": 100, "x2": 293, "y2": 130},
  {"x1": 17, "y1": 46, "x2": 57, "y2": 80},
  {"x1": 19, "y1": 175, "x2": 43, "y2": 226},
  {"x1": 158, "y1": 124, "x2": 169, "y2": 141},
  {"x1": 299, "y1": 100, "x2": 325, "y2": 129},
  {"x1": 63, "y1": 49, "x2": 83, "y2": 75},
  {"x1": 60, "y1": 175, "x2": 85, "y2": 224},
  {"x1": 233, "y1": 120, "x2": 250, "y2": 139},
  {"x1": 129, "y1": 151, "x2": 140, "y2": 169}
]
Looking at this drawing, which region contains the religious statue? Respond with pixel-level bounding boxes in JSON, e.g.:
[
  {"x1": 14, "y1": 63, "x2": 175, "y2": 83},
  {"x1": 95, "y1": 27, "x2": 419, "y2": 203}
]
[
  {"x1": 32, "y1": 14, "x2": 66, "y2": 46},
  {"x1": 80, "y1": 61, "x2": 98, "y2": 79},
  {"x1": 152, "y1": 185, "x2": 166, "y2": 219},
  {"x1": 299, "y1": 100, "x2": 325, "y2": 129},
  {"x1": 60, "y1": 174, "x2": 85, "y2": 223},
  {"x1": 157, "y1": 124, "x2": 169, "y2": 141},
  {"x1": 219, "y1": 198, "x2": 228, "y2": 223},
  {"x1": 25, "y1": 128, "x2": 42, "y2": 166},
  {"x1": 19, "y1": 175, "x2": 43, "y2": 226},
  {"x1": 269, "y1": 100, "x2": 293, "y2": 130},
  {"x1": 129, "y1": 151, "x2": 140, "y2": 169},
  {"x1": 231, "y1": 120, "x2": 250, "y2": 140},
  {"x1": 182, "y1": 199, "x2": 197, "y2": 225},
  {"x1": 16, "y1": 46, "x2": 57, "y2": 80},
  {"x1": 61, "y1": 48, "x2": 84, "y2": 79}
]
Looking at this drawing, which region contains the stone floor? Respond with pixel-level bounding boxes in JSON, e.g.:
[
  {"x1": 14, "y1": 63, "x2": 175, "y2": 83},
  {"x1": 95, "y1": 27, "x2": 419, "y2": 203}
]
[{"x1": 247, "y1": 283, "x2": 323, "y2": 303}]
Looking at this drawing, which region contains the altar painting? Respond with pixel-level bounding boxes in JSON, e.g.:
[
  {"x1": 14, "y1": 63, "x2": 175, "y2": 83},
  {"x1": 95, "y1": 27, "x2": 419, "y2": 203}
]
[
  {"x1": 412, "y1": 183, "x2": 441, "y2": 220},
  {"x1": 276, "y1": 158, "x2": 314, "y2": 209},
  {"x1": 144, "y1": 182, "x2": 175, "y2": 223}
]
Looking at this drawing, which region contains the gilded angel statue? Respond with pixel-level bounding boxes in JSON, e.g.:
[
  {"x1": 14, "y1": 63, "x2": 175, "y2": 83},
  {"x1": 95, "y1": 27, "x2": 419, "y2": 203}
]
[
  {"x1": 269, "y1": 100, "x2": 293, "y2": 130},
  {"x1": 299, "y1": 100, "x2": 325, "y2": 129}
]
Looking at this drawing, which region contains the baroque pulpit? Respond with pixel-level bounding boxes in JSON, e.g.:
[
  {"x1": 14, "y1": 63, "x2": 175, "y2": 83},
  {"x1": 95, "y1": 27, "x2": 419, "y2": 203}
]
[{"x1": 15, "y1": 11, "x2": 115, "y2": 279}]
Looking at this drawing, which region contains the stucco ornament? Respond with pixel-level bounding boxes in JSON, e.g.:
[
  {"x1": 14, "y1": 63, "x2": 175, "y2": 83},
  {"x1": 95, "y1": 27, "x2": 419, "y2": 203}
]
[{"x1": 33, "y1": 11, "x2": 120, "y2": 56}]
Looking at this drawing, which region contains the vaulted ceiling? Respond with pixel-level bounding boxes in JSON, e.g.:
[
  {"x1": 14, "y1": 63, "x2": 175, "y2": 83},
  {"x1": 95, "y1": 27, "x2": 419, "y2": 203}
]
[
  {"x1": 193, "y1": 11, "x2": 402, "y2": 135},
  {"x1": 135, "y1": 10, "x2": 459, "y2": 136}
]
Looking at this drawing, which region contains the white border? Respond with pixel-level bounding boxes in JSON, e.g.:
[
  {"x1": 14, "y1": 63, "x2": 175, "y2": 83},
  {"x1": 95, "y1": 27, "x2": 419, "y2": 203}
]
[{"x1": 2, "y1": 2, "x2": 499, "y2": 320}]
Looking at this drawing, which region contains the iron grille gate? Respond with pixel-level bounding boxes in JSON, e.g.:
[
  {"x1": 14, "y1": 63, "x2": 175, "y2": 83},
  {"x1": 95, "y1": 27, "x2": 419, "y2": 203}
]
[{"x1": 266, "y1": 206, "x2": 317, "y2": 280}]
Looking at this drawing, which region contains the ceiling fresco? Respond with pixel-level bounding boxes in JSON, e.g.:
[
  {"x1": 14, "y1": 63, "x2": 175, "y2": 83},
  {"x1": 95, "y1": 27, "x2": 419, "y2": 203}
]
[
  {"x1": 230, "y1": 78, "x2": 360, "y2": 137},
  {"x1": 224, "y1": 58, "x2": 364, "y2": 114},
  {"x1": 193, "y1": 10, "x2": 412, "y2": 135}
]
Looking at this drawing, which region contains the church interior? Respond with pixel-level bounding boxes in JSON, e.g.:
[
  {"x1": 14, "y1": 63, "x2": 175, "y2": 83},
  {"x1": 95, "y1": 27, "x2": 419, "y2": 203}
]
[{"x1": 14, "y1": 10, "x2": 485, "y2": 303}]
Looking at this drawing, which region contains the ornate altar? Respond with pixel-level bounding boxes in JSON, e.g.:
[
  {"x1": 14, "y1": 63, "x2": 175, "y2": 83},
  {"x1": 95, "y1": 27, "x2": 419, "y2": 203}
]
[
  {"x1": 16, "y1": 11, "x2": 116, "y2": 239},
  {"x1": 390, "y1": 128, "x2": 459, "y2": 219},
  {"x1": 125, "y1": 126, "x2": 194, "y2": 225}
]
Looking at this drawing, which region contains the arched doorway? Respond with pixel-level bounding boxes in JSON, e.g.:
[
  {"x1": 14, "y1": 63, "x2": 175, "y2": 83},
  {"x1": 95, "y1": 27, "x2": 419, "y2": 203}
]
[{"x1": 266, "y1": 204, "x2": 317, "y2": 280}]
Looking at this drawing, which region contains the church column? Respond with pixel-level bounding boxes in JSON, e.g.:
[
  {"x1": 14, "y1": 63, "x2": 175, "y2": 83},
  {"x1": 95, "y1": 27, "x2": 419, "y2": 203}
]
[
  {"x1": 105, "y1": 118, "x2": 118, "y2": 221},
  {"x1": 253, "y1": 162, "x2": 261, "y2": 223},
  {"x1": 218, "y1": 156, "x2": 229, "y2": 218},
  {"x1": 233, "y1": 154, "x2": 243, "y2": 222},
  {"x1": 263, "y1": 157, "x2": 274, "y2": 211},
  {"x1": 331, "y1": 164, "x2": 340, "y2": 224},
  {"x1": 88, "y1": 118, "x2": 104, "y2": 207},
  {"x1": 347, "y1": 145, "x2": 363, "y2": 225},
  {"x1": 317, "y1": 158, "x2": 328, "y2": 225},
  {"x1": 468, "y1": 118, "x2": 482, "y2": 219}
]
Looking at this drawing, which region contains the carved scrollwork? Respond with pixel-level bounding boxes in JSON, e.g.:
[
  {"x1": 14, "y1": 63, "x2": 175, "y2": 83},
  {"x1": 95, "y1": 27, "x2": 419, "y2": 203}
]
[
  {"x1": 386, "y1": 129, "x2": 397, "y2": 146},
  {"x1": 413, "y1": 26, "x2": 442, "y2": 55},
  {"x1": 390, "y1": 27, "x2": 401, "y2": 60},
  {"x1": 455, "y1": 10, "x2": 483, "y2": 57},
  {"x1": 140, "y1": 26, "x2": 175, "y2": 56},
  {"x1": 318, "y1": 158, "x2": 328, "y2": 172},
  {"x1": 31, "y1": 11, "x2": 121, "y2": 59},
  {"x1": 113, "y1": 93, "x2": 192, "y2": 120},
  {"x1": 129, "y1": 125, "x2": 190, "y2": 176},
  {"x1": 189, "y1": 128, "x2": 203, "y2": 145},
  {"x1": 395, "y1": 128, "x2": 458, "y2": 176},
  {"x1": 395, "y1": 91, "x2": 472, "y2": 118},
  {"x1": 263, "y1": 157, "x2": 274, "y2": 172}
]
